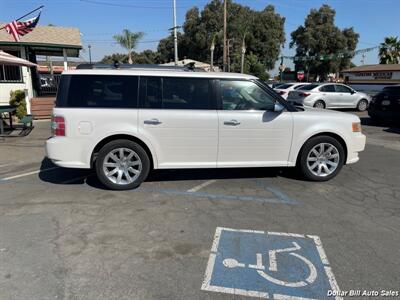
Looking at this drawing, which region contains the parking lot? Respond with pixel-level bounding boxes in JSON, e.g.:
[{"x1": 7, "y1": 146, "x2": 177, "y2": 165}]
[{"x1": 0, "y1": 111, "x2": 399, "y2": 300}]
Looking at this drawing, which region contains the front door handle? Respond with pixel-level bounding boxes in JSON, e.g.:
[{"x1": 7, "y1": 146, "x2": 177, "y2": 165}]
[
  {"x1": 144, "y1": 118, "x2": 162, "y2": 125},
  {"x1": 224, "y1": 119, "x2": 241, "y2": 126}
]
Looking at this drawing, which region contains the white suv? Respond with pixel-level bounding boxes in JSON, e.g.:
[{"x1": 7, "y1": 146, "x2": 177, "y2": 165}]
[{"x1": 46, "y1": 66, "x2": 366, "y2": 190}]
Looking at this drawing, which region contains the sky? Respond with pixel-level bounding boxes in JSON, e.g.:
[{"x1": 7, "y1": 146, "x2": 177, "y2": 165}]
[{"x1": 1, "y1": 0, "x2": 399, "y2": 75}]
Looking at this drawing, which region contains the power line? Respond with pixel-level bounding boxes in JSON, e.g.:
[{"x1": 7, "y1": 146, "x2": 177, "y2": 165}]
[{"x1": 79, "y1": 0, "x2": 202, "y2": 9}]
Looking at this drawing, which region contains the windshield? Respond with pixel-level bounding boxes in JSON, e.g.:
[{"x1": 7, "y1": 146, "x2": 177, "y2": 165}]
[{"x1": 299, "y1": 84, "x2": 319, "y2": 91}]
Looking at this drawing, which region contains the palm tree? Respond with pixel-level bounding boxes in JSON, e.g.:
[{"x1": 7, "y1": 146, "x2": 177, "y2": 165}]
[
  {"x1": 113, "y1": 29, "x2": 144, "y2": 64},
  {"x1": 379, "y1": 36, "x2": 400, "y2": 64}
]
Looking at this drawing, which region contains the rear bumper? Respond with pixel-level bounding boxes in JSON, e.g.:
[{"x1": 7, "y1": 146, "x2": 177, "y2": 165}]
[
  {"x1": 346, "y1": 133, "x2": 366, "y2": 164},
  {"x1": 45, "y1": 137, "x2": 91, "y2": 169}
]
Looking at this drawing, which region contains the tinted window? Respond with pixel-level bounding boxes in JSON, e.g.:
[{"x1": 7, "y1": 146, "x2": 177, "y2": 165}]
[
  {"x1": 300, "y1": 84, "x2": 319, "y2": 91},
  {"x1": 220, "y1": 80, "x2": 275, "y2": 110},
  {"x1": 140, "y1": 77, "x2": 162, "y2": 108},
  {"x1": 162, "y1": 77, "x2": 213, "y2": 109},
  {"x1": 294, "y1": 84, "x2": 307, "y2": 90},
  {"x1": 383, "y1": 86, "x2": 400, "y2": 96},
  {"x1": 140, "y1": 77, "x2": 214, "y2": 109},
  {"x1": 276, "y1": 83, "x2": 293, "y2": 89},
  {"x1": 57, "y1": 75, "x2": 138, "y2": 108},
  {"x1": 335, "y1": 85, "x2": 352, "y2": 93},
  {"x1": 319, "y1": 85, "x2": 335, "y2": 92}
]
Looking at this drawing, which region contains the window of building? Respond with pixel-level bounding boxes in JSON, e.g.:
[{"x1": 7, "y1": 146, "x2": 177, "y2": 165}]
[{"x1": 0, "y1": 50, "x2": 23, "y2": 83}]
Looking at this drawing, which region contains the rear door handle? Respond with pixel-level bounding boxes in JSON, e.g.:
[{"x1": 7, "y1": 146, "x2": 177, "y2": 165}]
[
  {"x1": 144, "y1": 118, "x2": 162, "y2": 125},
  {"x1": 224, "y1": 119, "x2": 241, "y2": 126}
]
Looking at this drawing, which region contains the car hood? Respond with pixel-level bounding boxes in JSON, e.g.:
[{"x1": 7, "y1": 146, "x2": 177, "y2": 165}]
[{"x1": 297, "y1": 106, "x2": 361, "y2": 121}]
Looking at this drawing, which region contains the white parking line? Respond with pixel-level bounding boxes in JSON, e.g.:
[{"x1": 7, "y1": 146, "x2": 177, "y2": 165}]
[
  {"x1": 187, "y1": 180, "x2": 217, "y2": 193},
  {"x1": 1, "y1": 167, "x2": 59, "y2": 181}
]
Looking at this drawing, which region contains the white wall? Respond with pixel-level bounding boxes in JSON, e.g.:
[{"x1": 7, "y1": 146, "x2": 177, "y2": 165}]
[{"x1": 0, "y1": 46, "x2": 33, "y2": 113}]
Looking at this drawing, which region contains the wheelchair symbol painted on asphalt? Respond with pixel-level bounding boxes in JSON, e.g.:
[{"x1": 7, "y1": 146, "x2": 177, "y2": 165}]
[{"x1": 201, "y1": 227, "x2": 343, "y2": 300}]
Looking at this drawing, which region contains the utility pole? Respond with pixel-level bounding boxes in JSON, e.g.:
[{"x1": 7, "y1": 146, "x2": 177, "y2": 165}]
[
  {"x1": 210, "y1": 35, "x2": 215, "y2": 71},
  {"x1": 240, "y1": 34, "x2": 246, "y2": 73},
  {"x1": 361, "y1": 53, "x2": 366, "y2": 65},
  {"x1": 88, "y1": 44, "x2": 92, "y2": 64},
  {"x1": 223, "y1": 0, "x2": 227, "y2": 72},
  {"x1": 173, "y1": 0, "x2": 178, "y2": 65},
  {"x1": 227, "y1": 39, "x2": 232, "y2": 72}
]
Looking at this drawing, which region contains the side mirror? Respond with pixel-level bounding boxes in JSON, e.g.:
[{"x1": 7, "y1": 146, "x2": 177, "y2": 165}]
[
  {"x1": 351, "y1": 90, "x2": 356, "y2": 94},
  {"x1": 274, "y1": 103, "x2": 285, "y2": 112}
]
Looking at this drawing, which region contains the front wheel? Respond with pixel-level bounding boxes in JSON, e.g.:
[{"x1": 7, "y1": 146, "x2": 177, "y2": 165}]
[
  {"x1": 298, "y1": 136, "x2": 345, "y2": 181},
  {"x1": 95, "y1": 139, "x2": 150, "y2": 190}
]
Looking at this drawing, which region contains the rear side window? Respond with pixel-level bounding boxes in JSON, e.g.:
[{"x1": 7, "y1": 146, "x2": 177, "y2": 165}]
[
  {"x1": 300, "y1": 84, "x2": 319, "y2": 91},
  {"x1": 319, "y1": 85, "x2": 335, "y2": 92},
  {"x1": 140, "y1": 76, "x2": 215, "y2": 109},
  {"x1": 276, "y1": 83, "x2": 293, "y2": 89},
  {"x1": 56, "y1": 75, "x2": 138, "y2": 108}
]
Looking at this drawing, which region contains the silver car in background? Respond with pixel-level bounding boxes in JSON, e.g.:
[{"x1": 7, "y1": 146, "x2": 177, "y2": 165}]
[{"x1": 287, "y1": 83, "x2": 371, "y2": 111}]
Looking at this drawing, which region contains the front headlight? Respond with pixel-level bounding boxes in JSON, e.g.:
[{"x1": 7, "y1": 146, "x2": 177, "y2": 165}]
[{"x1": 352, "y1": 122, "x2": 362, "y2": 132}]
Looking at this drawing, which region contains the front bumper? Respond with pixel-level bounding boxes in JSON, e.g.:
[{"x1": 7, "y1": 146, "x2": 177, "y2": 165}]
[{"x1": 346, "y1": 133, "x2": 366, "y2": 164}]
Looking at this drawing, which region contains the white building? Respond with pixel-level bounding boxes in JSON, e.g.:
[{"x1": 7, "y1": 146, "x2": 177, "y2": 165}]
[{"x1": 0, "y1": 24, "x2": 81, "y2": 117}]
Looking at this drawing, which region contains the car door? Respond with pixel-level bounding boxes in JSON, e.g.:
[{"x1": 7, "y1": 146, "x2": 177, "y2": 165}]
[
  {"x1": 217, "y1": 79, "x2": 293, "y2": 167},
  {"x1": 138, "y1": 76, "x2": 218, "y2": 169},
  {"x1": 319, "y1": 84, "x2": 337, "y2": 107},
  {"x1": 334, "y1": 84, "x2": 355, "y2": 107}
]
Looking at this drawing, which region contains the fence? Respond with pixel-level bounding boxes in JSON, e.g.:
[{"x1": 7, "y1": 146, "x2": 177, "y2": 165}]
[{"x1": 38, "y1": 74, "x2": 61, "y2": 95}]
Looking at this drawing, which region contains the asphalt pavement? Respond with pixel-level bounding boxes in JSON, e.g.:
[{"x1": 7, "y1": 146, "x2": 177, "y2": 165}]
[{"x1": 0, "y1": 112, "x2": 399, "y2": 300}]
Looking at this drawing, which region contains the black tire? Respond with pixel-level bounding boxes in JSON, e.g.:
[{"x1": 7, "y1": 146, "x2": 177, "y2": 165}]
[
  {"x1": 95, "y1": 139, "x2": 150, "y2": 190},
  {"x1": 357, "y1": 99, "x2": 368, "y2": 112},
  {"x1": 313, "y1": 100, "x2": 326, "y2": 109},
  {"x1": 298, "y1": 135, "x2": 345, "y2": 181}
]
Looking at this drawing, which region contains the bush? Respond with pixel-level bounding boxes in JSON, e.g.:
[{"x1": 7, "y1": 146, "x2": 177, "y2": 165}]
[{"x1": 9, "y1": 90, "x2": 27, "y2": 119}]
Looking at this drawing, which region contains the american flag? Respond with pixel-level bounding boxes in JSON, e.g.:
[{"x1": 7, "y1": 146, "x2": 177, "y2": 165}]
[{"x1": 5, "y1": 12, "x2": 41, "y2": 42}]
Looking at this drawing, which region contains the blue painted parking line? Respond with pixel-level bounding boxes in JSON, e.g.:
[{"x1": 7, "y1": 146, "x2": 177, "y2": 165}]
[
  {"x1": 201, "y1": 227, "x2": 342, "y2": 300},
  {"x1": 138, "y1": 186, "x2": 298, "y2": 205}
]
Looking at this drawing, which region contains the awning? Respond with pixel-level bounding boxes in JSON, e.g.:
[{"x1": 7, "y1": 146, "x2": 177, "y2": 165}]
[{"x1": 0, "y1": 50, "x2": 37, "y2": 67}]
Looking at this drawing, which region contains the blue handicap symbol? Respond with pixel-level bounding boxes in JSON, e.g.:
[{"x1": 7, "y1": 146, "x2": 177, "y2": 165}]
[{"x1": 202, "y1": 227, "x2": 341, "y2": 300}]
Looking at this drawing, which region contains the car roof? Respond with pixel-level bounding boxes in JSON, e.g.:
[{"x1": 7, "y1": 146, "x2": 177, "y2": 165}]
[{"x1": 62, "y1": 69, "x2": 258, "y2": 80}]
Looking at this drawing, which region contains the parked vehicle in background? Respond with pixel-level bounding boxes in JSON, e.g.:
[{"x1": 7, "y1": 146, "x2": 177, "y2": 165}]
[
  {"x1": 287, "y1": 83, "x2": 371, "y2": 111},
  {"x1": 274, "y1": 82, "x2": 311, "y2": 99},
  {"x1": 46, "y1": 66, "x2": 366, "y2": 190},
  {"x1": 267, "y1": 81, "x2": 284, "y2": 88},
  {"x1": 368, "y1": 85, "x2": 400, "y2": 123}
]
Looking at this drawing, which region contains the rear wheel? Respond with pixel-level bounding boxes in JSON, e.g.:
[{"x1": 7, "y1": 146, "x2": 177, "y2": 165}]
[
  {"x1": 357, "y1": 99, "x2": 368, "y2": 111},
  {"x1": 95, "y1": 139, "x2": 150, "y2": 190},
  {"x1": 298, "y1": 136, "x2": 345, "y2": 181},
  {"x1": 313, "y1": 100, "x2": 326, "y2": 109}
]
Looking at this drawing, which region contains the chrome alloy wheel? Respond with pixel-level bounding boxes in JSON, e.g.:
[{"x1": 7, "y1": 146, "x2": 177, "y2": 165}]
[
  {"x1": 103, "y1": 148, "x2": 142, "y2": 185},
  {"x1": 306, "y1": 143, "x2": 340, "y2": 177}
]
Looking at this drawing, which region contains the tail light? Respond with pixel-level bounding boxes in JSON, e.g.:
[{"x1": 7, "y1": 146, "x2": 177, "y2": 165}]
[
  {"x1": 299, "y1": 92, "x2": 310, "y2": 97},
  {"x1": 51, "y1": 115, "x2": 65, "y2": 136}
]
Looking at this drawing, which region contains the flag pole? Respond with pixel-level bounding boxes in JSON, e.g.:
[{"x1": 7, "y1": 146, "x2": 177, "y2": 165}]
[{"x1": 0, "y1": 5, "x2": 44, "y2": 31}]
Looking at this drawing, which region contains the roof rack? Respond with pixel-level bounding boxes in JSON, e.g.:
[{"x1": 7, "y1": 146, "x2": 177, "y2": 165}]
[{"x1": 76, "y1": 61, "x2": 198, "y2": 71}]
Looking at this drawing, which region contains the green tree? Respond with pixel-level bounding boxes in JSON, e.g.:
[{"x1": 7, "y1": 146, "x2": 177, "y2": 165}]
[
  {"x1": 113, "y1": 29, "x2": 144, "y2": 64},
  {"x1": 290, "y1": 5, "x2": 359, "y2": 80},
  {"x1": 101, "y1": 50, "x2": 160, "y2": 65},
  {"x1": 379, "y1": 36, "x2": 400, "y2": 64},
  {"x1": 157, "y1": 0, "x2": 285, "y2": 75}
]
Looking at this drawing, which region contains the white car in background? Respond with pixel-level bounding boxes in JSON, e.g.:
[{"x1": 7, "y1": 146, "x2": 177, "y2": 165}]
[
  {"x1": 287, "y1": 83, "x2": 371, "y2": 111},
  {"x1": 274, "y1": 82, "x2": 311, "y2": 99}
]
